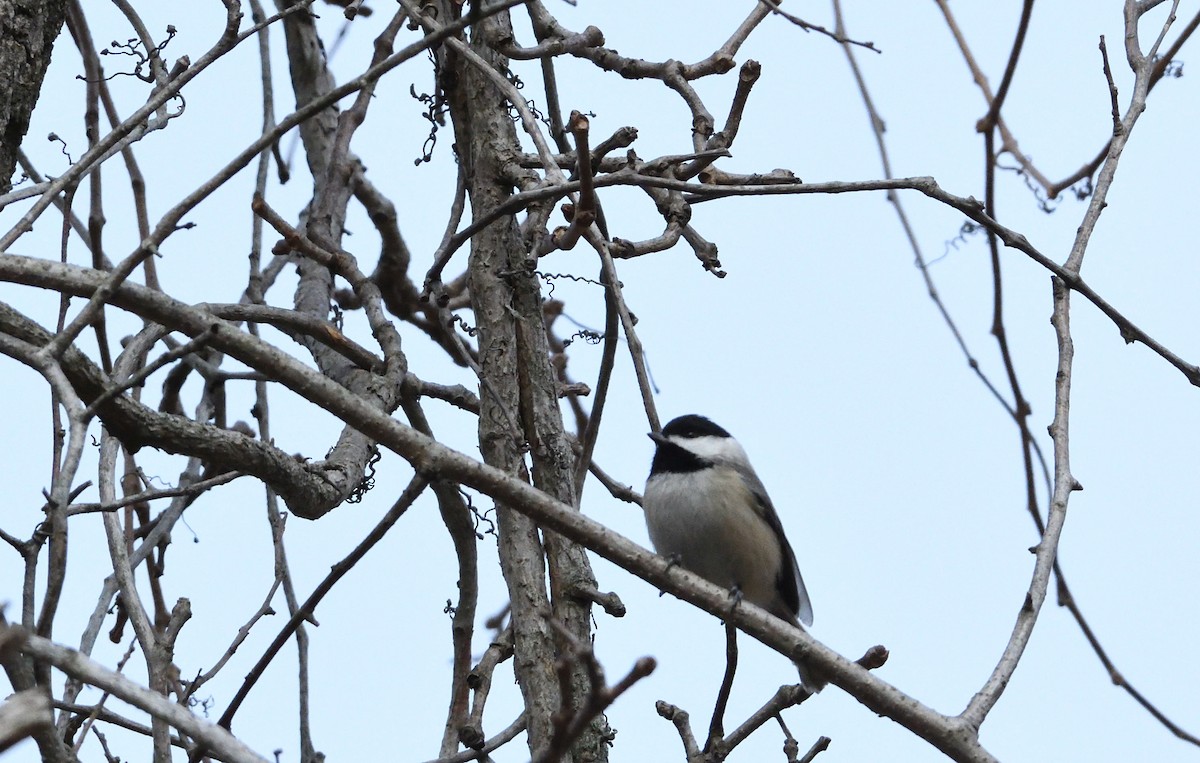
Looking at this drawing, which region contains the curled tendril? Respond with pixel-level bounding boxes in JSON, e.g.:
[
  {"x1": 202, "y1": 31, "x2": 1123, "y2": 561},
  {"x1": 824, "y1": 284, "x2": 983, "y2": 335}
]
[
  {"x1": 1070, "y1": 176, "x2": 1094, "y2": 202},
  {"x1": 87, "y1": 26, "x2": 178, "y2": 83},
  {"x1": 995, "y1": 159, "x2": 1066, "y2": 213},
  {"x1": 500, "y1": 66, "x2": 557, "y2": 130},
  {"x1": 448, "y1": 312, "x2": 478, "y2": 336},
  {"x1": 535, "y1": 270, "x2": 604, "y2": 298},
  {"x1": 410, "y1": 84, "x2": 447, "y2": 165},
  {"x1": 346, "y1": 448, "x2": 381, "y2": 504},
  {"x1": 47, "y1": 133, "x2": 74, "y2": 165},
  {"x1": 459, "y1": 488, "x2": 496, "y2": 539},
  {"x1": 927, "y1": 220, "x2": 984, "y2": 266},
  {"x1": 562, "y1": 328, "x2": 604, "y2": 347}
]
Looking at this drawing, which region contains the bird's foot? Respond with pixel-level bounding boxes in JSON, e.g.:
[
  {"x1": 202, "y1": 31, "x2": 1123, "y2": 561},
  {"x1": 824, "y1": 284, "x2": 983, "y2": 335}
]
[
  {"x1": 725, "y1": 585, "x2": 744, "y2": 617},
  {"x1": 658, "y1": 554, "x2": 683, "y2": 598}
]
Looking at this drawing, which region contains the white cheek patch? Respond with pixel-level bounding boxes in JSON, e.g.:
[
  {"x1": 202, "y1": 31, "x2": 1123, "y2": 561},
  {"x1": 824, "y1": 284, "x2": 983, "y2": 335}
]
[{"x1": 670, "y1": 435, "x2": 750, "y2": 466}]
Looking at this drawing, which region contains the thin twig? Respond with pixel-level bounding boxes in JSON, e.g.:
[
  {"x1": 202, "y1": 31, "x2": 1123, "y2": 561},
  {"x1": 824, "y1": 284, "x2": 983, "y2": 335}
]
[
  {"x1": 705, "y1": 623, "x2": 738, "y2": 752},
  {"x1": 5, "y1": 619, "x2": 268, "y2": 763},
  {"x1": 761, "y1": 0, "x2": 879, "y2": 52},
  {"x1": 213, "y1": 475, "x2": 430, "y2": 734},
  {"x1": 67, "y1": 470, "x2": 242, "y2": 516}
]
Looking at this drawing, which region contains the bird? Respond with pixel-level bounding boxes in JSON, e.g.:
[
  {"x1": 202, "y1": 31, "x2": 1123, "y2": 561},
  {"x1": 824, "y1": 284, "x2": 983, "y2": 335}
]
[{"x1": 643, "y1": 413, "x2": 824, "y2": 691}]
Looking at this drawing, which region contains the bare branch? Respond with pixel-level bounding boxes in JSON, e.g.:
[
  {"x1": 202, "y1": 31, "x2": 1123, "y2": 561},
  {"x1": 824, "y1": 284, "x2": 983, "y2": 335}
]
[
  {"x1": 214, "y1": 474, "x2": 430, "y2": 734},
  {"x1": 4, "y1": 620, "x2": 269, "y2": 762},
  {"x1": 0, "y1": 690, "x2": 52, "y2": 754}
]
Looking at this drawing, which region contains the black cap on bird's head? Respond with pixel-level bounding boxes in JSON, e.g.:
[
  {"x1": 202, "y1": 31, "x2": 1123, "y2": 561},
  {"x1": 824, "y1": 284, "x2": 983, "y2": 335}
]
[{"x1": 660, "y1": 414, "x2": 731, "y2": 440}]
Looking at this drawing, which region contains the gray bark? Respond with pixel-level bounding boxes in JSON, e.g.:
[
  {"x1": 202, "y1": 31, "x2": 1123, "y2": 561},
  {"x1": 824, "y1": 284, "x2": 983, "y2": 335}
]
[
  {"x1": 0, "y1": 0, "x2": 69, "y2": 194},
  {"x1": 441, "y1": 9, "x2": 606, "y2": 761}
]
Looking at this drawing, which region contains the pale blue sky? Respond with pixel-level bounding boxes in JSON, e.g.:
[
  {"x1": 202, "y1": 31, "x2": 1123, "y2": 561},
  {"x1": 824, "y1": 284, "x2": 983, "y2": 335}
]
[{"x1": 1, "y1": 2, "x2": 1197, "y2": 762}]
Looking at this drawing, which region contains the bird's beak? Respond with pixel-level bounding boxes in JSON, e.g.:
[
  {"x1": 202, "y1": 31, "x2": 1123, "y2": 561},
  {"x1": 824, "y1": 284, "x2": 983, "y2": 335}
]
[{"x1": 648, "y1": 432, "x2": 670, "y2": 446}]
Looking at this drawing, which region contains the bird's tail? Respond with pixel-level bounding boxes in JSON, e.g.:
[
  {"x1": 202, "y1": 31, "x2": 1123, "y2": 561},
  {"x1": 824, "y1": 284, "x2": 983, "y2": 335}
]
[
  {"x1": 777, "y1": 610, "x2": 826, "y2": 693},
  {"x1": 795, "y1": 658, "x2": 827, "y2": 693}
]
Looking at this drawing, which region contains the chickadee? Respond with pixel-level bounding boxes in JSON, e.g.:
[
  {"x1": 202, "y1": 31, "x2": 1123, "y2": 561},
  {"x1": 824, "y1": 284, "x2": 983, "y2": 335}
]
[{"x1": 644, "y1": 414, "x2": 824, "y2": 691}]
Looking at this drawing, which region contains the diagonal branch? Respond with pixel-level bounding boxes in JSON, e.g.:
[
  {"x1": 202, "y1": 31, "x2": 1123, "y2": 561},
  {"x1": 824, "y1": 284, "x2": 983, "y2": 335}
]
[{"x1": 3, "y1": 619, "x2": 268, "y2": 763}]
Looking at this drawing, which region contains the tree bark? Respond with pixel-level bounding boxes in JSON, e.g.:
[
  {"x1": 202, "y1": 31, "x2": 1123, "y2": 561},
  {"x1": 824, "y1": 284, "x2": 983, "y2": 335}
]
[
  {"x1": 0, "y1": 0, "x2": 69, "y2": 194},
  {"x1": 440, "y1": 8, "x2": 606, "y2": 761}
]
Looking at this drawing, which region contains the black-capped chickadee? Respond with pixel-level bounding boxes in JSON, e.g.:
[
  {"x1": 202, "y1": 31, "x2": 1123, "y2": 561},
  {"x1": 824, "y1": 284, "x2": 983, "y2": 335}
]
[{"x1": 644, "y1": 414, "x2": 824, "y2": 691}]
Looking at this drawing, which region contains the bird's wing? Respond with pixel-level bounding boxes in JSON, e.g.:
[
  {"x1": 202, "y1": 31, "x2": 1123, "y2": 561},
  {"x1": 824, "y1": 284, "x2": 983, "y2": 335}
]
[{"x1": 735, "y1": 463, "x2": 814, "y2": 627}]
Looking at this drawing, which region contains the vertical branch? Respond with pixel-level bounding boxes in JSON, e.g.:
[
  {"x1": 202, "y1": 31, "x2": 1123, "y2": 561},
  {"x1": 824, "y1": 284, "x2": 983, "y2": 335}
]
[
  {"x1": 247, "y1": 0, "x2": 275, "y2": 306},
  {"x1": 929, "y1": 0, "x2": 1197, "y2": 742},
  {"x1": 97, "y1": 434, "x2": 174, "y2": 761},
  {"x1": 67, "y1": 0, "x2": 159, "y2": 288},
  {"x1": 399, "y1": 394, "x2": 480, "y2": 759},
  {"x1": 585, "y1": 232, "x2": 660, "y2": 434},
  {"x1": 961, "y1": 276, "x2": 1078, "y2": 729},
  {"x1": 571, "y1": 262, "x2": 619, "y2": 503},
  {"x1": 415, "y1": 3, "x2": 605, "y2": 758},
  {"x1": 969, "y1": 0, "x2": 1047, "y2": 616},
  {"x1": 704, "y1": 623, "x2": 738, "y2": 752},
  {"x1": 70, "y1": 1, "x2": 113, "y2": 373},
  {"x1": 962, "y1": 1, "x2": 1177, "y2": 727},
  {"x1": 267, "y1": 0, "x2": 411, "y2": 521},
  {"x1": 432, "y1": 478, "x2": 481, "y2": 758},
  {"x1": 35, "y1": 364, "x2": 90, "y2": 681},
  {"x1": 0, "y1": 336, "x2": 85, "y2": 763},
  {"x1": 243, "y1": 4, "x2": 308, "y2": 755}
]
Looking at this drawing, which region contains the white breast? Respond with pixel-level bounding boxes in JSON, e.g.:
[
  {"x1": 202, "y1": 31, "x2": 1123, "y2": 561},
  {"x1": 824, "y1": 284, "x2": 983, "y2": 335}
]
[{"x1": 644, "y1": 466, "x2": 785, "y2": 616}]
